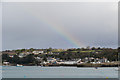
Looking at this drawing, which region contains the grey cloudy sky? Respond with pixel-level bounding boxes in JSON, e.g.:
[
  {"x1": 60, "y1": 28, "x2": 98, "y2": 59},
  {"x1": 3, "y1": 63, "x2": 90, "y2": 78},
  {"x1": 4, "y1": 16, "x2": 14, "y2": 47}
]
[{"x1": 2, "y1": 2, "x2": 118, "y2": 50}]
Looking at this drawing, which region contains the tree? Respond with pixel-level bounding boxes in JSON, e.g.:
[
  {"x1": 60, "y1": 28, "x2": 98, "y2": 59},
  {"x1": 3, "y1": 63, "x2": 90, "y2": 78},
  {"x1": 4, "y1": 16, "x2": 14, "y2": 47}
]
[
  {"x1": 77, "y1": 48, "x2": 81, "y2": 51},
  {"x1": 2, "y1": 54, "x2": 9, "y2": 61},
  {"x1": 81, "y1": 47, "x2": 85, "y2": 51},
  {"x1": 43, "y1": 56, "x2": 47, "y2": 62},
  {"x1": 21, "y1": 49, "x2": 25, "y2": 52},
  {"x1": 98, "y1": 47, "x2": 101, "y2": 50},
  {"x1": 25, "y1": 54, "x2": 35, "y2": 63},
  {"x1": 86, "y1": 46, "x2": 90, "y2": 50},
  {"x1": 91, "y1": 47, "x2": 96, "y2": 50},
  {"x1": 47, "y1": 47, "x2": 52, "y2": 52},
  {"x1": 29, "y1": 48, "x2": 34, "y2": 52}
]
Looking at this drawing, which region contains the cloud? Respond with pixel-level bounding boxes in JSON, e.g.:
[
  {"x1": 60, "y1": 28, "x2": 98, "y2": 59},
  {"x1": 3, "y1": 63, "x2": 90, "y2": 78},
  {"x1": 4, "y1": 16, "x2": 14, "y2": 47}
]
[{"x1": 2, "y1": 2, "x2": 118, "y2": 50}]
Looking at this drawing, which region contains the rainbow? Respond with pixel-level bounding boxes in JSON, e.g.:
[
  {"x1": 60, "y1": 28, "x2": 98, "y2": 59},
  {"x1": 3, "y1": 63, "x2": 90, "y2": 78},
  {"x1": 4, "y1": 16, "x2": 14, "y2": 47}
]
[{"x1": 23, "y1": 7, "x2": 85, "y2": 48}]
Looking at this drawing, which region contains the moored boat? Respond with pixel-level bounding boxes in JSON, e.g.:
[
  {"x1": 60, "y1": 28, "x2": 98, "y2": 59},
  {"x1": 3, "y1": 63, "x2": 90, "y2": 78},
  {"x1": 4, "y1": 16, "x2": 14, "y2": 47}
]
[{"x1": 16, "y1": 64, "x2": 23, "y2": 67}]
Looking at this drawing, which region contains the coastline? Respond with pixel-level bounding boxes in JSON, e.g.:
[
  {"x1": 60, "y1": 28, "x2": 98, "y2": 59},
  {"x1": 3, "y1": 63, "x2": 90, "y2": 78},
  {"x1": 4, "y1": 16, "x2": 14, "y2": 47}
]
[{"x1": 3, "y1": 63, "x2": 119, "y2": 67}]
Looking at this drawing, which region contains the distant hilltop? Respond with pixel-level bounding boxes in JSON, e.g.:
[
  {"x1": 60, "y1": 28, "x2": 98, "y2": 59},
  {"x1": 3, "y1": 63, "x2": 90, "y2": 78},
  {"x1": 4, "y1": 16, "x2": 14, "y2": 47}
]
[{"x1": 2, "y1": 47, "x2": 119, "y2": 66}]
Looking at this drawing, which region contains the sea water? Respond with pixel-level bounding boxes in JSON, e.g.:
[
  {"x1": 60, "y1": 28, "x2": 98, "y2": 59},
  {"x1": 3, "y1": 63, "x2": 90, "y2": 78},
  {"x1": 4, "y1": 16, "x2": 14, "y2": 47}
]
[{"x1": 2, "y1": 66, "x2": 118, "y2": 78}]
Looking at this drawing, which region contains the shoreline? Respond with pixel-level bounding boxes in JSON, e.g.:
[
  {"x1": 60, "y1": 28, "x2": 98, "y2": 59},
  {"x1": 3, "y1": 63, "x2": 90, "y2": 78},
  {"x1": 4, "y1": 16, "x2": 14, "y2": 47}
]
[{"x1": 3, "y1": 63, "x2": 119, "y2": 67}]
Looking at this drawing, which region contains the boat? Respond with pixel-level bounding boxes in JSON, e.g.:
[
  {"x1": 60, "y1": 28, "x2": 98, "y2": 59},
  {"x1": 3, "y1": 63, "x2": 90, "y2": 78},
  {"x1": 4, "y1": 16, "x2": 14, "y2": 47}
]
[
  {"x1": 16, "y1": 64, "x2": 23, "y2": 67},
  {"x1": 115, "y1": 67, "x2": 120, "y2": 71},
  {"x1": 95, "y1": 67, "x2": 98, "y2": 69}
]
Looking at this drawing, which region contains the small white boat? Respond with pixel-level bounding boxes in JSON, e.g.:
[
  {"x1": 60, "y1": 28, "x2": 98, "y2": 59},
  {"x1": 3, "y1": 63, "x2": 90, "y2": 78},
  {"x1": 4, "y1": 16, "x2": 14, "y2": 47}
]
[
  {"x1": 16, "y1": 64, "x2": 23, "y2": 67},
  {"x1": 115, "y1": 67, "x2": 120, "y2": 71}
]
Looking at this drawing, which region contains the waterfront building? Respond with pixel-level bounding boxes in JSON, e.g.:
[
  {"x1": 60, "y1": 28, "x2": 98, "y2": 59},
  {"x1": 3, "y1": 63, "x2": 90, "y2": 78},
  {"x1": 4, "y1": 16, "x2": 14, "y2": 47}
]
[{"x1": 32, "y1": 50, "x2": 44, "y2": 55}]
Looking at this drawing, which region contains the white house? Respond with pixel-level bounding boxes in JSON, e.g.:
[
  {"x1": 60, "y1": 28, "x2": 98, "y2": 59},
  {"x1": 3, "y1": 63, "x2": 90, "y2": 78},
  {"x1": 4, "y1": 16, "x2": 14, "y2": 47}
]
[
  {"x1": 9, "y1": 55, "x2": 14, "y2": 58},
  {"x1": 3, "y1": 62, "x2": 9, "y2": 65},
  {"x1": 33, "y1": 51, "x2": 44, "y2": 54},
  {"x1": 47, "y1": 58, "x2": 56, "y2": 63},
  {"x1": 99, "y1": 58, "x2": 108, "y2": 63},
  {"x1": 63, "y1": 61, "x2": 77, "y2": 64},
  {"x1": 18, "y1": 53, "x2": 27, "y2": 58}
]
